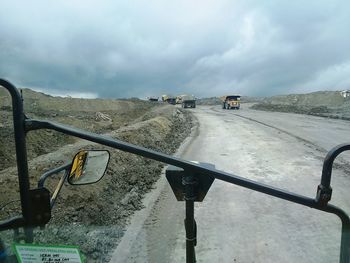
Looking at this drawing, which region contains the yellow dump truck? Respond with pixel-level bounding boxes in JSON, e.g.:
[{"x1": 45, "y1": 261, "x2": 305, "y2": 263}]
[
  {"x1": 220, "y1": 95, "x2": 241, "y2": 109},
  {"x1": 176, "y1": 95, "x2": 186, "y2": 104},
  {"x1": 161, "y1": 95, "x2": 176, "y2": 105}
]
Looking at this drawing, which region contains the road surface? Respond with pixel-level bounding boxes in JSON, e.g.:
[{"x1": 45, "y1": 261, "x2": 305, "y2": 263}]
[{"x1": 110, "y1": 105, "x2": 350, "y2": 263}]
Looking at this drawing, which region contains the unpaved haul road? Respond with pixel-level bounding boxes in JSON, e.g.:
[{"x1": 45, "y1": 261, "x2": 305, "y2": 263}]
[{"x1": 110, "y1": 105, "x2": 350, "y2": 263}]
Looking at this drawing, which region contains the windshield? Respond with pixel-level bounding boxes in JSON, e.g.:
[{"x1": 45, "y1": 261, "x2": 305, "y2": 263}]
[
  {"x1": 227, "y1": 96, "x2": 241, "y2": 101},
  {"x1": 1, "y1": 2, "x2": 350, "y2": 263}
]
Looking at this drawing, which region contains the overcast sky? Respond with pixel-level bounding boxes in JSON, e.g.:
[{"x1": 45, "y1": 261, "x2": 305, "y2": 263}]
[{"x1": 1, "y1": 1, "x2": 350, "y2": 98}]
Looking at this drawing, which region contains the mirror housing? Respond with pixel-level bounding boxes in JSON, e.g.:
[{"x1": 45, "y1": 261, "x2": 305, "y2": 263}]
[{"x1": 68, "y1": 150, "x2": 110, "y2": 185}]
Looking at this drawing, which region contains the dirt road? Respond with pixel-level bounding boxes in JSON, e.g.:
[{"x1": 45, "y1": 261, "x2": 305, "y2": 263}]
[{"x1": 110, "y1": 105, "x2": 350, "y2": 263}]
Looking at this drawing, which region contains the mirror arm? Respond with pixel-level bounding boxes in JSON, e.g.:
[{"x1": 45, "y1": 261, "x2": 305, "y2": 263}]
[
  {"x1": 38, "y1": 163, "x2": 71, "y2": 188},
  {"x1": 37, "y1": 163, "x2": 71, "y2": 208},
  {"x1": 50, "y1": 170, "x2": 69, "y2": 208}
]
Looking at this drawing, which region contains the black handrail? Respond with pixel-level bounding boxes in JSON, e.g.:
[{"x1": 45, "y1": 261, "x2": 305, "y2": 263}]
[
  {"x1": 22, "y1": 119, "x2": 335, "y2": 207},
  {"x1": 0, "y1": 80, "x2": 31, "y2": 226},
  {"x1": 321, "y1": 144, "x2": 350, "y2": 188}
]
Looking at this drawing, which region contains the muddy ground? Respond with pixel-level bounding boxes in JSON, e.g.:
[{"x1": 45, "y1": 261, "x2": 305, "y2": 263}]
[{"x1": 0, "y1": 89, "x2": 193, "y2": 262}]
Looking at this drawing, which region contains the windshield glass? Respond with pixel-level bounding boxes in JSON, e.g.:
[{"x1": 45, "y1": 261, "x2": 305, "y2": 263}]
[{"x1": 1, "y1": 2, "x2": 350, "y2": 263}]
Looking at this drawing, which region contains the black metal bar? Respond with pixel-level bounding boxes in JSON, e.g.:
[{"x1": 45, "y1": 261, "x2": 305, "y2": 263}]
[
  {"x1": 320, "y1": 204, "x2": 350, "y2": 262},
  {"x1": 316, "y1": 144, "x2": 350, "y2": 262},
  {"x1": 185, "y1": 201, "x2": 195, "y2": 263},
  {"x1": 183, "y1": 172, "x2": 197, "y2": 263},
  {"x1": 0, "y1": 79, "x2": 32, "y2": 241},
  {"x1": 321, "y1": 144, "x2": 350, "y2": 188},
  {"x1": 316, "y1": 144, "x2": 350, "y2": 206},
  {"x1": 25, "y1": 119, "x2": 318, "y2": 207},
  {"x1": 341, "y1": 222, "x2": 350, "y2": 263}
]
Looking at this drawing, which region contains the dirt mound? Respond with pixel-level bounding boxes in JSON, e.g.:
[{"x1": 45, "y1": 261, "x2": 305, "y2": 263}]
[
  {"x1": 0, "y1": 88, "x2": 158, "y2": 170},
  {"x1": 0, "y1": 89, "x2": 193, "y2": 262},
  {"x1": 251, "y1": 91, "x2": 350, "y2": 120}
]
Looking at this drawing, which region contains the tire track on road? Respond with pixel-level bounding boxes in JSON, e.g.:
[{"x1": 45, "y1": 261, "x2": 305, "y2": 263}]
[
  {"x1": 210, "y1": 106, "x2": 326, "y2": 153},
  {"x1": 234, "y1": 113, "x2": 327, "y2": 154},
  {"x1": 209, "y1": 106, "x2": 350, "y2": 178}
]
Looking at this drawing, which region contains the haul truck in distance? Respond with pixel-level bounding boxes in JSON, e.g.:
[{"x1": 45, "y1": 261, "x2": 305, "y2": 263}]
[
  {"x1": 221, "y1": 95, "x2": 241, "y2": 110},
  {"x1": 180, "y1": 94, "x2": 196, "y2": 108},
  {"x1": 147, "y1": 96, "x2": 159, "y2": 102},
  {"x1": 176, "y1": 95, "x2": 185, "y2": 104},
  {"x1": 161, "y1": 94, "x2": 176, "y2": 105}
]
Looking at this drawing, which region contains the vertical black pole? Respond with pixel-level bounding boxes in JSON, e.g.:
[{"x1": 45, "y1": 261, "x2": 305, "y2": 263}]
[
  {"x1": 183, "y1": 173, "x2": 196, "y2": 263},
  {"x1": 0, "y1": 79, "x2": 33, "y2": 242},
  {"x1": 340, "y1": 220, "x2": 350, "y2": 262},
  {"x1": 318, "y1": 144, "x2": 350, "y2": 263}
]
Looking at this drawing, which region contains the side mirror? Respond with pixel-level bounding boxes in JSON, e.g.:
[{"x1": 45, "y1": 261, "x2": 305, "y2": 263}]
[{"x1": 68, "y1": 150, "x2": 110, "y2": 185}]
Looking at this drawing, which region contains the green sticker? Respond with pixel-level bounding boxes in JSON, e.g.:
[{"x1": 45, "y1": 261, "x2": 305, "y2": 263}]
[{"x1": 13, "y1": 243, "x2": 83, "y2": 263}]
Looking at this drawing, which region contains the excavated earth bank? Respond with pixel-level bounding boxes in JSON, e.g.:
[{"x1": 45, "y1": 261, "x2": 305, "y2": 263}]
[
  {"x1": 0, "y1": 89, "x2": 193, "y2": 262},
  {"x1": 251, "y1": 91, "x2": 350, "y2": 120}
]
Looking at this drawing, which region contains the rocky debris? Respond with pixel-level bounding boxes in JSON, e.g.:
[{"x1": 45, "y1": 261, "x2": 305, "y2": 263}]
[
  {"x1": 0, "y1": 89, "x2": 157, "y2": 170},
  {"x1": 95, "y1": 112, "x2": 112, "y2": 122}
]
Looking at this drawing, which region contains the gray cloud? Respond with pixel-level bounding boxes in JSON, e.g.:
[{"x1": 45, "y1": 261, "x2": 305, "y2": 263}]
[{"x1": 1, "y1": 1, "x2": 350, "y2": 98}]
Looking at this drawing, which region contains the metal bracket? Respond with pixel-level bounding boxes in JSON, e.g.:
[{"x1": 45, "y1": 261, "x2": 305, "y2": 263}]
[
  {"x1": 316, "y1": 184, "x2": 332, "y2": 206},
  {"x1": 166, "y1": 163, "x2": 215, "y2": 263},
  {"x1": 27, "y1": 188, "x2": 51, "y2": 226},
  {"x1": 166, "y1": 163, "x2": 215, "y2": 202}
]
